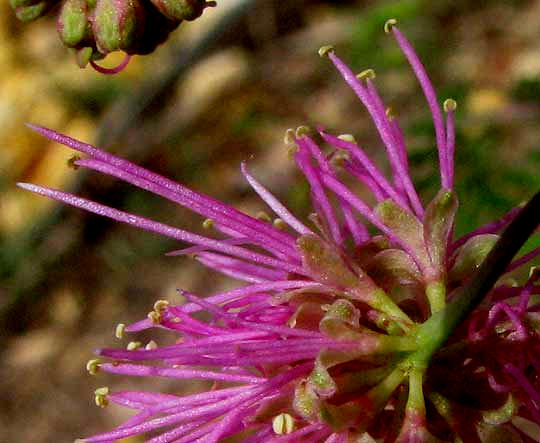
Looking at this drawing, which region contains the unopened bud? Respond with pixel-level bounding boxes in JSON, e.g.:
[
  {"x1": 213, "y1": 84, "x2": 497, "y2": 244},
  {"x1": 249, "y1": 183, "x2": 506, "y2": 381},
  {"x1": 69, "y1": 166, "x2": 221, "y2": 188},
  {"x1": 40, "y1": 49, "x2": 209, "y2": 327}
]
[
  {"x1": 58, "y1": 0, "x2": 90, "y2": 47},
  {"x1": 92, "y1": 0, "x2": 145, "y2": 54},
  {"x1": 149, "y1": 0, "x2": 215, "y2": 22},
  {"x1": 74, "y1": 46, "x2": 96, "y2": 69},
  {"x1": 12, "y1": 0, "x2": 58, "y2": 22}
]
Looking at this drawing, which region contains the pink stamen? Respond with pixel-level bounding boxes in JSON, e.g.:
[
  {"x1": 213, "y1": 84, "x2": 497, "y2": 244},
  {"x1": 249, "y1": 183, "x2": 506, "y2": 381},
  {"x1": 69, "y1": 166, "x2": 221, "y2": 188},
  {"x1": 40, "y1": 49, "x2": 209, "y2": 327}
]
[
  {"x1": 390, "y1": 26, "x2": 449, "y2": 189},
  {"x1": 90, "y1": 53, "x2": 131, "y2": 75}
]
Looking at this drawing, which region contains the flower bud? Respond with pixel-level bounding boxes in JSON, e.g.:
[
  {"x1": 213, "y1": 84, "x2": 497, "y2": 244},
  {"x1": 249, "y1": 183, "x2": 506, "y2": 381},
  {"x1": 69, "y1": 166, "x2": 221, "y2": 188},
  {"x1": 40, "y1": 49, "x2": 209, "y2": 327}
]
[
  {"x1": 92, "y1": 0, "x2": 145, "y2": 54},
  {"x1": 148, "y1": 0, "x2": 215, "y2": 21},
  {"x1": 74, "y1": 46, "x2": 104, "y2": 68},
  {"x1": 11, "y1": 0, "x2": 59, "y2": 22},
  {"x1": 58, "y1": 0, "x2": 91, "y2": 47}
]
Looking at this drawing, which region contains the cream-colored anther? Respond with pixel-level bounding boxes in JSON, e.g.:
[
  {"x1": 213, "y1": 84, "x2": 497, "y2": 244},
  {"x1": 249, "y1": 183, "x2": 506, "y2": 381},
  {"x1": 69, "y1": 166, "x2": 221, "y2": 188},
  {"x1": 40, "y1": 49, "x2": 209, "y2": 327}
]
[
  {"x1": 384, "y1": 18, "x2": 397, "y2": 34},
  {"x1": 356, "y1": 68, "x2": 376, "y2": 81},
  {"x1": 337, "y1": 134, "x2": 356, "y2": 143},
  {"x1": 295, "y1": 126, "x2": 311, "y2": 138},
  {"x1": 115, "y1": 323, "x2": 125, "y2": 339},
  {"x1": 318, "y1": 45, "x2": 334, "y2": 57},
  {"x1": 273, "y1": 218, "x2": 287, "y2": 230},
  {"x1": 284, "y1": 128, "x2": 295, "y2": 145},
  {"x1": 86, "y1": 359, "x2": 101, "y2": 375},
  {"x1": 202, "y1": 218, "x2": 214, "y2": 230},
  {"x1": 94, "y1": 389, "x2": 109, "y2": 408},
  {"x1": 287, "y1": 145, "x2": 298, "y2": 158},
  {"x1": 386, "y1": 106, "x2": 395, "y2": 121},
  {"x1": 529, "y1": 266, "x2": 540, "y2": 281},
  {"x1": 256, "y1": 211, "x2": 271, "y2": 222},
  {"x1": 443, "y1": 98, "x2": 457, "y2": 112},
  {"x1": 145, "y1": 340, "x2": 158, "y2": 350},
  {"x1": 272, "y1": 413, "x2": 295, "y2": 435},
  {"x1": 94, "y1": 386, "x2": 109, "y2": 396},
  {"x1": 127, "y1": 341, "x2": 142, "y2": 350},
  {"x1": 147, "y1": 311, "x2": 161, "y2": 324},
  {"x1": 153, "y1": 300, "x2": 169, "y2": 312}
]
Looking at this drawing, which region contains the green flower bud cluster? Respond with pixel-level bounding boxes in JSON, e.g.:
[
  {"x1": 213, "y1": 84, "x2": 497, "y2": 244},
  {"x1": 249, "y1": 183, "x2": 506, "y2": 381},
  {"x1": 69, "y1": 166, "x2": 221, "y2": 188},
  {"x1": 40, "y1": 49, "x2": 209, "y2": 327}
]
[{"x1": 12, "y1": 0, "x2": 216, "y2": 67}]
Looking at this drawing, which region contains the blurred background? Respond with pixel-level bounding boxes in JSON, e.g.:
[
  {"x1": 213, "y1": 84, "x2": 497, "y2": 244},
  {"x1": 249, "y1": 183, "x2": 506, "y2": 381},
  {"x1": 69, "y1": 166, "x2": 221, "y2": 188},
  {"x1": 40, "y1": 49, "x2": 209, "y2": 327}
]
[{"x1": 1, "y1": 0, "x2": 539, "y2": 441}]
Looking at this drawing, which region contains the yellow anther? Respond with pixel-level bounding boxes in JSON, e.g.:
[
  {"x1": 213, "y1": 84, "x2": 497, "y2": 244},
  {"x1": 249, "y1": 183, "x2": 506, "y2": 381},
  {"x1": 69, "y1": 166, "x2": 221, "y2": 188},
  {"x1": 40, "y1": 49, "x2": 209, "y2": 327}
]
[
  {"x1": 115, "y1": 323, "x2": 125, "y2": 339},
  {"x1": 318, "y1": 45, "x2": 335, "y2": 58},
  {"x1": 443, "y1": 98, "x2": 457, "y2": 112},
  {"x1": 94, "y1": 386, "x2": 109, "y2": 396},
  {"x1": 386, "y1": 106, "x2": 395, "y2": 121},
  {"x1": 127, "y1": 341, "x2": 142, "y2": 350},
  {"x1": 337, "y1": 134, "x2": 356, "y2": 143},
  {"x1": 272, "y1": 413, "x2": 295, "y2": 435},
  {"x1": 529, "y1": 266, "x2": 540, "y2": 282},
  {"x1": 153, "y1": 300, "x2": 169, "y2": 312},
  {"x1": 356, "y1": 68, "x2": 376, "y2": 81},
  {"x1": 86, "y1": 359, "x2": 101, "y2": 375},
  {"x1": 94, "y1": 392, "x2": 109, "y2": 408},
  {"x1": 67, "y1": 155, "x2": 81, "y2": 170},
  {"x1": 284, "y1": 128, "x2": 296, "y2": 145},
  {"x1": 145, "y1": 340, "x2": 158, "y2": 350},
  {"x1": 202, "y1": 218, "x2": 214, "y2": 230},
  {"x1": 295, "y1": 126, "x2": 311, "y2": 138},
  {"x1": 384, "y1": 18, "x2": 398, "y2": 34},
  {"x1": 287, "y1": 145, "x2": 298, "y2": 159},
  {"x1": 273, "y1": 218, "x2": 287, "y2": 230},
  {"x1": 256, "y1": 211, "x2": 271, "y2": 222},
  {"x1": 148, "y1": 311, "x2": 161, "y2": 324}
]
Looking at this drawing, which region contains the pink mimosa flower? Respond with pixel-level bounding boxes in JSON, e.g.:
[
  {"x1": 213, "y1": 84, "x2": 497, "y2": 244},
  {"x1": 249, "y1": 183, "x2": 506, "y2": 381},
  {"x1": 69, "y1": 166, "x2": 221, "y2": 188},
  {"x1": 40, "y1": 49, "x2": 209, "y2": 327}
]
[{"x1": 20, "y1": 19, "x2": 540, "y2": 443}]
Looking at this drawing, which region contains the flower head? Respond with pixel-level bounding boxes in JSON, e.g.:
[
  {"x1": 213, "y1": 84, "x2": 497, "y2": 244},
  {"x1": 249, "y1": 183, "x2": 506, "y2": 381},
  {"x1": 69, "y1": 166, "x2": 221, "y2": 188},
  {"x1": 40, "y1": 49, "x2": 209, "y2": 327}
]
[{"x1": 19, "y1": 19, "x2": 540, "y2": 442}]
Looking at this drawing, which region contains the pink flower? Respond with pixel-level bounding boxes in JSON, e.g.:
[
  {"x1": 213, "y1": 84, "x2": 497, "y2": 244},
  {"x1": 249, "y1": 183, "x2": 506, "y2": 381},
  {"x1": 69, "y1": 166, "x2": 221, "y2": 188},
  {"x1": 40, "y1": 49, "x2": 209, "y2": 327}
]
[{"x1": 19, "y1": 19, "x2": 540, "y2": 443}]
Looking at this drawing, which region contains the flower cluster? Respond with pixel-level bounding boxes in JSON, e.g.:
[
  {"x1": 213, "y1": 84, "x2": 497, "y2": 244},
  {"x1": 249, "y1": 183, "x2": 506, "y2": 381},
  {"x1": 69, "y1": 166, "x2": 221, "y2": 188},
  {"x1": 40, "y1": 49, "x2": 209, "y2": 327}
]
[
  {"x1": 10, "y1": 0, "x2": 215, "y2": 71},
  {"x1": 19, "y1": 19, "x2": 540, "y2": 442}
]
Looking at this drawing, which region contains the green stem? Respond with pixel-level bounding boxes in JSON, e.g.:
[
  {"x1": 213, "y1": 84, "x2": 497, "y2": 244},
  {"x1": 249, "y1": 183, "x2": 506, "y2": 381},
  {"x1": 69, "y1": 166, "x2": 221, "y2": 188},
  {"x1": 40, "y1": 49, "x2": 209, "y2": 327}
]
[
  {"x1": 426, "y1": 280, "x2": 446, "y2": 314},
  {"x1": 406, "y1": 368, "x2": 426, "y2": 415}
]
